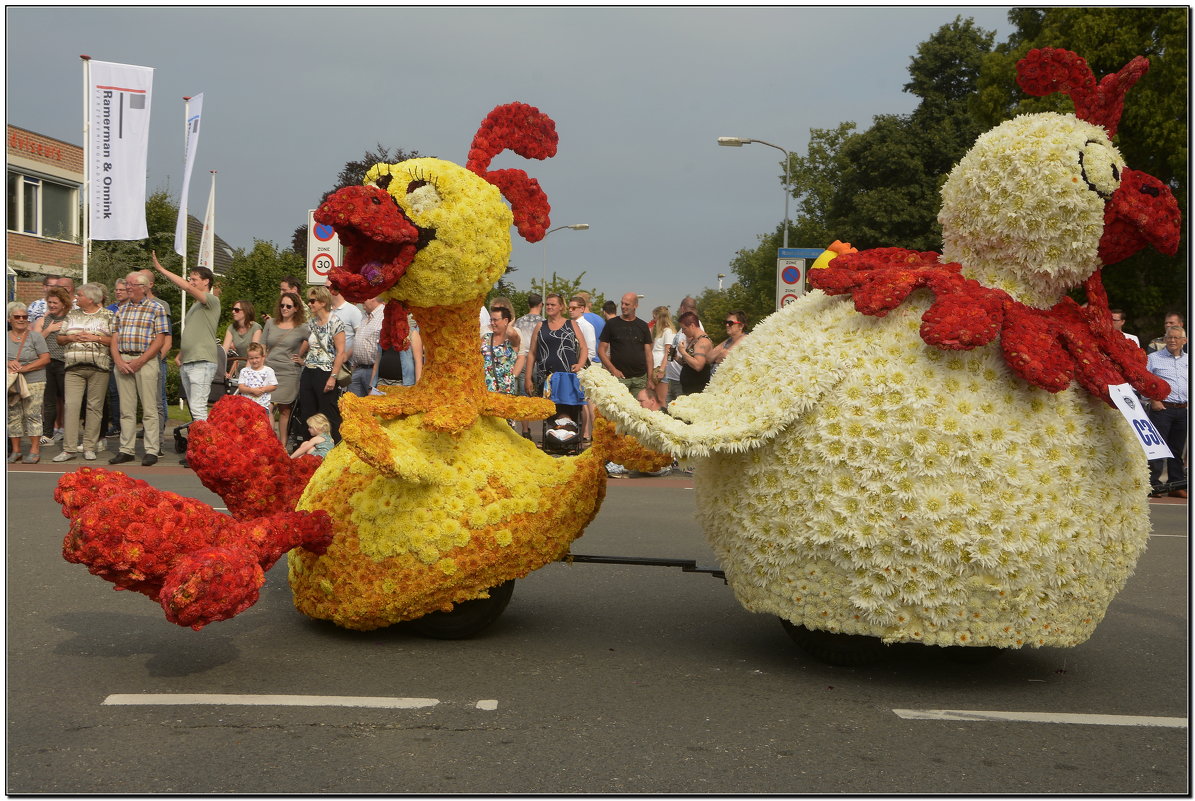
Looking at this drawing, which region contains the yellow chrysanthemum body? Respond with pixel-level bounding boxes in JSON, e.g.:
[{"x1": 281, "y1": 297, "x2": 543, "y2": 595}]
[
  {"x1": 583, "y1": 290, "x2": 1152, "y2": 648},
  {"x1": 364, "y1": 159, "x2": 513, "y2": 308},
  {"x1": 289, "y1": 413, "x2": 606, "y2": 631}
]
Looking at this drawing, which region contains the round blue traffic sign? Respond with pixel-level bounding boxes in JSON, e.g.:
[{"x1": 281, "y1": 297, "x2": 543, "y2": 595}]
[
  {"x1": 781, "y1": 265, "x2": 801, "y2": 284},
  {"x1": 314, "y1": 223, "x2": 336, "y2": 242}
]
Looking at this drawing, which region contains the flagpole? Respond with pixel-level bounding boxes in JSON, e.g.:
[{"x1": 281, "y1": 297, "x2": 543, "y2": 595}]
[
  {"x1": 179, "y1": 96, "x2": 190, "y2": 334},
  {"x1": 80, "y1": 55, "x2": 91, "y2": 285}
]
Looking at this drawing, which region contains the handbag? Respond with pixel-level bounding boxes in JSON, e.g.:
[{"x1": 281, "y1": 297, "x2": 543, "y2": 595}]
[
  {"x1": 7, "y1": 372, "x2": 29, "y2": 406},
  {"x1": 7, "y1": 330, "x2": 31, "y2": 406},
  {"x1": 335, "y1": 363, "x2": 352, "y2": 387}
]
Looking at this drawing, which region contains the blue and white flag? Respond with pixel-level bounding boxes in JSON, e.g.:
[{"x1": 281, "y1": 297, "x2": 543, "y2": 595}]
[
  {"x1": 87, "y1": 59, "x2": 154, "y2": 240},
  {"x1": 174, "y1": 93, "x2": 205, "y2": 255}
]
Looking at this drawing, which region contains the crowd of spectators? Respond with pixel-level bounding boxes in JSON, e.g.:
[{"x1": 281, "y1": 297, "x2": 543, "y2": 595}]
[
  {"x1": 11, "y1": 268, "x2": 1180, "y2": 494},
  {"x1": 5, "y1": 267, "x2": 427, "y2": 465}
]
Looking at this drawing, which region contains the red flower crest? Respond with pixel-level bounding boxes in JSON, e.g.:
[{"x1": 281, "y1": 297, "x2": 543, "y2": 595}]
[{"x1": 465, "y1": 102, "x2": 558, "y2": 242}]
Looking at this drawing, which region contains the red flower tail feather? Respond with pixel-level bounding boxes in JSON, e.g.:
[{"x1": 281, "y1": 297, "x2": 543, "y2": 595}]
[
  {"x1": 54, "y1": 468, "x2": 147, "y2": 518},
  {"x1": 159, "y1": 547, "x2": 265, "y2": 631},
  {"x1": 188, "y1": 395, "x2": 320, "y2": 518}
]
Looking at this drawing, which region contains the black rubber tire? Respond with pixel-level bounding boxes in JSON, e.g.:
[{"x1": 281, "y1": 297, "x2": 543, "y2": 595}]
[
  {"x1": 780, "y1": 619, "x2": 888, "y2": 666},
  {"x1": 405, "y1": 580, "x2": 516, "y2": 640},
  {"x1": 942, "y1": 645, "x2": 1005, "y2": 663}
]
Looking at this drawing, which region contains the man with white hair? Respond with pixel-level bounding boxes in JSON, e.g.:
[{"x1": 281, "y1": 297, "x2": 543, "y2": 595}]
[
  {"x1": 109, "y1": 271, "x2": 169, "y2": 466},
  {"x1": 1146, "y1": 326, "x2": 1188, "y2": 497}
]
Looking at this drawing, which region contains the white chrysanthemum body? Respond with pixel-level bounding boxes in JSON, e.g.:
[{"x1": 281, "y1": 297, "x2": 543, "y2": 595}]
[
  {"x1": 939, "y1": 112, "x2": 1126, "y2": 308},
  {"x1": 583, "y1": 290, "x2": 1152, "y2": 648}
]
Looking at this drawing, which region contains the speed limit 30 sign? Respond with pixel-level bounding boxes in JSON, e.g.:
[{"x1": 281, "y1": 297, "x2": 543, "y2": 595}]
[{"x1": 306, "y1": 210, "x2": 343, "y2": 285}]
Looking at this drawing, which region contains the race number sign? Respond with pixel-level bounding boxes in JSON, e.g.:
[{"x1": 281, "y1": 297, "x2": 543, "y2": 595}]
[{"x1": 1108, "y1": 383, "x2": 1173, "y2": 460}]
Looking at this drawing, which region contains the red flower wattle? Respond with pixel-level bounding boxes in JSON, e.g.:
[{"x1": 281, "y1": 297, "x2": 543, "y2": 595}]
[{"x1": 810, "y1": 248, "x2": 1169, "y2": 405}]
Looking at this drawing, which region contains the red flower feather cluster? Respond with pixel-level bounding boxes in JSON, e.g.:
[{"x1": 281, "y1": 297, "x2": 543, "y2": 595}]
[
  {"x1": 810, "y1": 247, "x2": 1169, "y2": 405},
  {"x1": 57, "y1": 467, "x2": 331, "y2": 630},
  {"x1": 186, "y1": 395, "x2": 322, "y2": 519}
]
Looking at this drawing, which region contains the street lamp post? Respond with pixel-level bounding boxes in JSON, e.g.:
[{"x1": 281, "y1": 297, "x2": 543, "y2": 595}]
[
  {"x1": 541, "y1": 223, "x2": 590, "y2": 294},
  {"x1": 717, "y1": 137, "x2": 791, "y2": 249}
]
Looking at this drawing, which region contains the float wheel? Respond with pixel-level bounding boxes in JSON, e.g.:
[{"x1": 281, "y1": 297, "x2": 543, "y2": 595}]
[
  {"x1": 780, "y1": 619, "x2": 888, "y2": 666},
  {"x1": 406, "y1": 580, "x2": 516, "y2": 640}
]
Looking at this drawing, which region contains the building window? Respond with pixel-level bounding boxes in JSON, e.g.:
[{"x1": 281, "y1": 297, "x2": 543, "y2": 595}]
[{"x1": 6, "y1": 170, "x2": 78, "y2": 242}]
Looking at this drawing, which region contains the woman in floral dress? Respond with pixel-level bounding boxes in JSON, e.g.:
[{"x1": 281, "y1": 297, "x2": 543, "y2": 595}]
[
  {"x1": 298, "y1": 286, "x2": 346, "y2": 443},
  {"x1": 482, "y1": 306, "x2": 524, "y2": 395}
]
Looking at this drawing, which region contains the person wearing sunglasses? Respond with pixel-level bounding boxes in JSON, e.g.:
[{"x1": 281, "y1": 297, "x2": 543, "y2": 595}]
[
  {"x1": 262, "y1": 291, "x2": 310, "y2": 446},
  {"x1": 707, "y1": 310, "x2": 748, "y2": 377},
  {"x1": 222, "y1": 300, "x2": 262, "y2": 381},
  {"x1": 299, "y1": 286, "x2": 347, "y2": 443},
  {"x1": 6, "y1": 302, "x2": 50, "y2": 464}
]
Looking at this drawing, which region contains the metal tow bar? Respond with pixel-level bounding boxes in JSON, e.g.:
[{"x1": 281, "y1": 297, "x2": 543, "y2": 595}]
[{"x1": 561, "y1": 553, "x2": 726, "y2": 584}]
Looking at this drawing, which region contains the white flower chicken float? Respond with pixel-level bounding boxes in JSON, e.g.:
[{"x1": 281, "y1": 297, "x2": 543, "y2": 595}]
[{"x1": 583, "y1": 49, "x2": 1180, "y2": 653}]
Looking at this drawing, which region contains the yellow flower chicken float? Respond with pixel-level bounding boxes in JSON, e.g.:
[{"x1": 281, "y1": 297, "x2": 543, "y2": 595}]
[
  {"x1": 583, "y1": 49, "x2": 1181, "y2": 659},
  {"x1": 286, "y1": 103, "x2": 667, "y2": 632}
]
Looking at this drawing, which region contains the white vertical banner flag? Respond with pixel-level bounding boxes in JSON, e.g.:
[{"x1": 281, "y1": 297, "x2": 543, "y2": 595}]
[
  {"x1": 197, "y1": 172, "x2": 216, "y2": 271},
  {"x1": 173, "y1": 93, "x2": 204, "y2": 255},
  {"x1": 87, "y1": 60, "x2": 153, "y2": 240}
]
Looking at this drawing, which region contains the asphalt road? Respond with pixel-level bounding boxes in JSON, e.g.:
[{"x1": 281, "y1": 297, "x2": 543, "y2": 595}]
[{"x1": 6, "y1": 464, "x2": 1189, "y2": 794}]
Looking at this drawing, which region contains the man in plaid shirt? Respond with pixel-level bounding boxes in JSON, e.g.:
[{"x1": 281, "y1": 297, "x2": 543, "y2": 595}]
[{"x1": 108, "y1": 271, "x2": 170, "y2": 466}]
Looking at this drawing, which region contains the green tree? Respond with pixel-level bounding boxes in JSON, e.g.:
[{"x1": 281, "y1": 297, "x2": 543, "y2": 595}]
[
  {"x1": 973, "y1": 7, "x2": 1188, "y2": 334},
  {"x1": 825, "y1": 17, "x2": 996, "y2": 250},
  {"x1": 219, "y1": 240, "x2": 305, "y2": 332}
]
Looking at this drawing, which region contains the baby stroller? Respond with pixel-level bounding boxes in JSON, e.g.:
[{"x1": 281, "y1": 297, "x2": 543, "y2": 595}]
[
  {"x1": 540, "y1": 371, "x2": 585, "y2": 456},
  {"x1": 173, "y1": 345, "x2": 231, "y2": 454}
]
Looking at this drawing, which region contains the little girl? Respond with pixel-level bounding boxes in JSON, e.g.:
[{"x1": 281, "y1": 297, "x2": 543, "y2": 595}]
[
  {"x1": 290, "y1": 413, "x2": 333, "y2": 459},
  {"x1": 236, "y1": 342, "x2": 278, "y2": 411}
]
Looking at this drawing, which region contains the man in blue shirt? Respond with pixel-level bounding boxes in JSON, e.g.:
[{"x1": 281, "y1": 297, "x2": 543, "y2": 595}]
[{"x1": 1146, "y1": 327, "x2": 1188, "y2": 497}]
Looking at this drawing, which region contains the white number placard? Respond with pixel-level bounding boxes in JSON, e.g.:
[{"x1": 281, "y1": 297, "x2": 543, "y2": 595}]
[{"x1": 1108, "y1": 383, "x2": 1174, "y2": 461}]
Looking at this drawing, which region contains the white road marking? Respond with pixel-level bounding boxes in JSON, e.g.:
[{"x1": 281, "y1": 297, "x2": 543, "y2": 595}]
[
  {"x1": 103, "y1": 694, "x2": 440, "y2": 709},
  {"x1": 894, "y1": 708, "x2": 1187, "y2": 728},
  {"x1": 475, "y1": 700, "x2": 499, "y2": 710}
]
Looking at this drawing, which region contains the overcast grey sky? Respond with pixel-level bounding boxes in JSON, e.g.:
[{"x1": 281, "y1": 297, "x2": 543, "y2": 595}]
[{"x1": 6, "y1": 6, "x2": 1013, "y2": 313}]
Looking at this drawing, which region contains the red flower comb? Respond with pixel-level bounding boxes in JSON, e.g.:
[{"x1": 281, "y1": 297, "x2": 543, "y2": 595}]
[
  {"x1": 466, "y1": 102, "x2": 558, "y2": 243},
  {"x1": 1016, "y1": 47, "x2": 1149, "y2": 137}
]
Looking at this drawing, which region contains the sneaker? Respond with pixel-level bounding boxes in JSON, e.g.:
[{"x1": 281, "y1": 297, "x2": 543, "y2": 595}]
[
  {"x1": 52, "y1": 429, "x2": 64, "y2": 442},
  {"x1": 606, "y1": 461, "x2": 627, "y2": 478},
  {"x1": 52, "y1": 452, "x2": 76, "y2": 463},
  {"x1": 22, "y1": 453, "x2": 40, "y2": 464},
  {"x1": 108, "y1": 453, "x2": 135, "y2": 464},
  {"x1": 39, "y1": 435, "x2": 54, "y2": 445},
  {"x1": 83, "y1": 450, "x2": 97, "y2": 461},
  {"x1": 141, "y1": 454, "x2": 158, "y2": 466}
]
